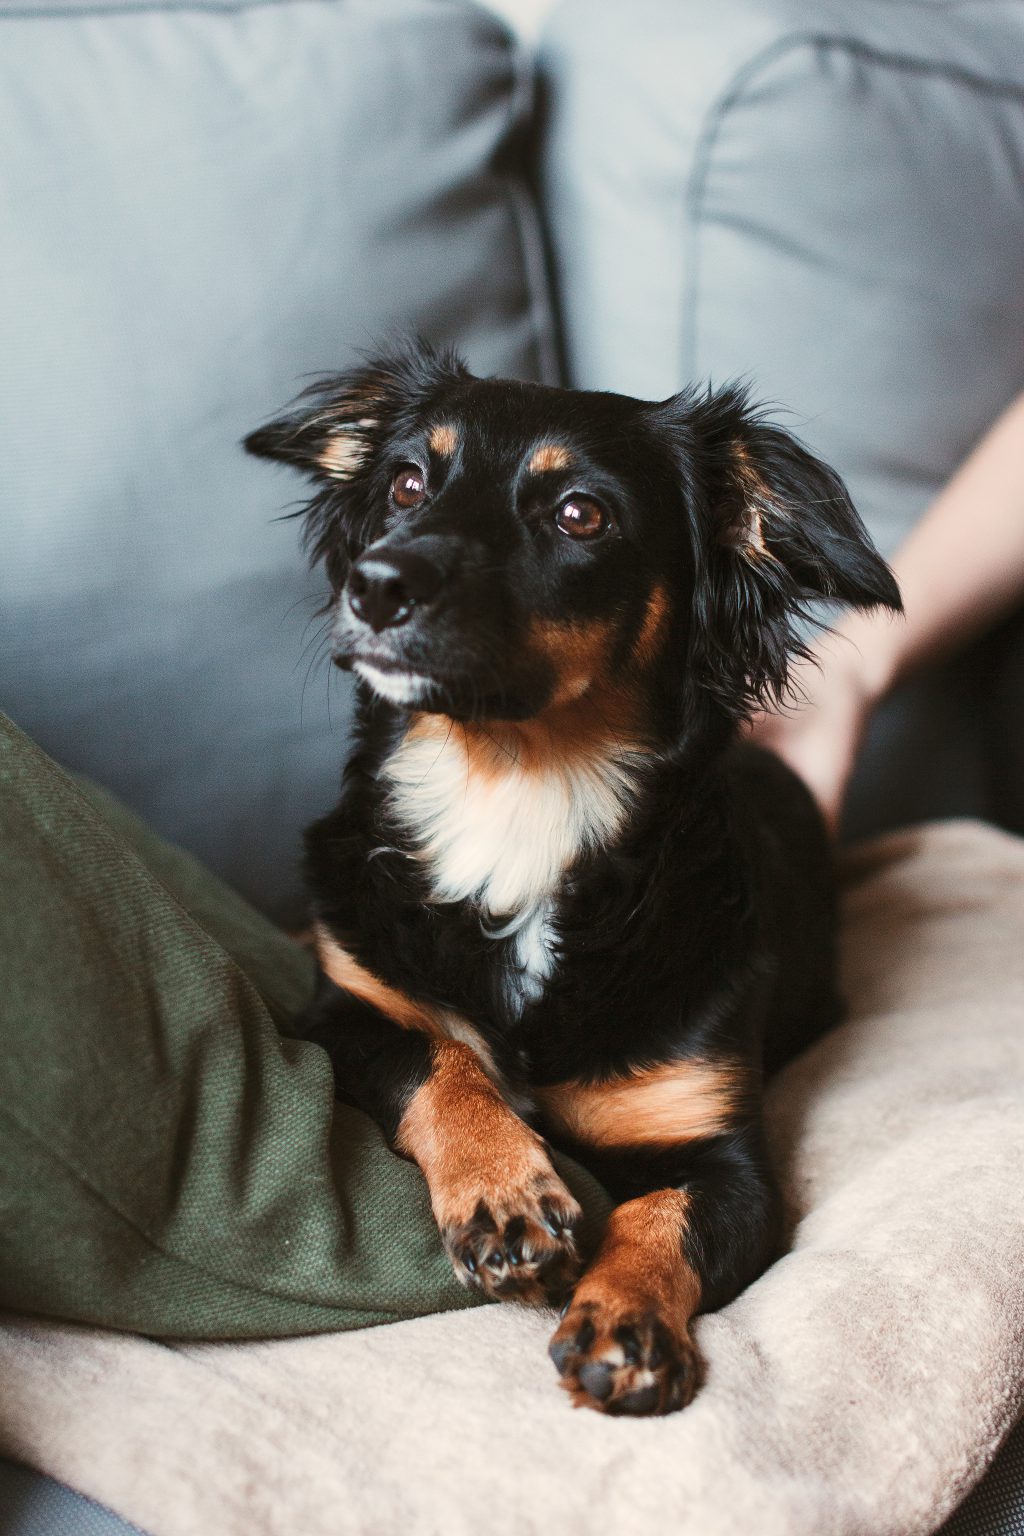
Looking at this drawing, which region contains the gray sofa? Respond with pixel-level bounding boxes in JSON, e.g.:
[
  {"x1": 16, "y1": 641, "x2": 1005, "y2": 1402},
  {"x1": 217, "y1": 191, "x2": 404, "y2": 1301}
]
[
  {"x1": 2, "y1": 0, "x2": 1023, "y2": 1531},
  {"x1": 0, "y1": 0, "x2": 556, "y2": 928},
  {"x1": 538, "y1": 0, "x2": 1024, "y2": 843}
]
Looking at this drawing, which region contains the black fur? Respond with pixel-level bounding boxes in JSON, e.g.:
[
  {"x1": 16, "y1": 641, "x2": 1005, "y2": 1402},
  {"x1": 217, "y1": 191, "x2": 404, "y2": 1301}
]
[{"x1": 246, "y1": 341, "x2": 901, "y2": 1409}]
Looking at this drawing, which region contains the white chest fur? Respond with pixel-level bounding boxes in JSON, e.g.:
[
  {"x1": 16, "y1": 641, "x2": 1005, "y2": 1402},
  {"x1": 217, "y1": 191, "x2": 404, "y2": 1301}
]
[{"x1": 382, "y1": 719, "x2": 647, "y2": 1002}]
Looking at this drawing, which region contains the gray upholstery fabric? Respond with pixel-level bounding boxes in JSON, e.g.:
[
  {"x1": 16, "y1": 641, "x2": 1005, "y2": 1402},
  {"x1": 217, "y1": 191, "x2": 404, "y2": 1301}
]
[
  {"x1": 941, "y1": 1420, "x2": 1024, "y2": 1536},
  {"x1": 0, "y1": 1458, "x2": 145, "y2": 1536},
  {"x1": 0, "y1": 0, "x2": 556, "y2": 922},
  {"x1": 538, "y1": 0, "x2": 1024, "y2": 839}
]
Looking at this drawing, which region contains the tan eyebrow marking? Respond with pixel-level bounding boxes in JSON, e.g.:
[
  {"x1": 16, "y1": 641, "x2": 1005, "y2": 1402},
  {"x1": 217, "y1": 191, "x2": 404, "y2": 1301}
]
[
  {"x1": 429, "y1": 423, "x2": 459, "y2": 458},
  {"x1": 528, "y1": 442, "x2": 573, "y2": 475},
  {"x1": 536, "y1": 1058, "x2": 753, "y2": 1149}
]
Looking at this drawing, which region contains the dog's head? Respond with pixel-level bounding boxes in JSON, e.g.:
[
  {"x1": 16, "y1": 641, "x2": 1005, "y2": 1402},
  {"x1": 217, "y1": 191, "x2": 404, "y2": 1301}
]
[{"x1": 246, "y1": 343, "x2": 900, "y2": 739}]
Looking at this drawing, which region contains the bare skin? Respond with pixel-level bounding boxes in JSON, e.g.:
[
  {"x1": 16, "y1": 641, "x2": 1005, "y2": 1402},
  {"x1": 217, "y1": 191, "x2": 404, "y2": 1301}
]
[{"x1": 748, "y1": 392, "x2": 1024, "y2": 830}]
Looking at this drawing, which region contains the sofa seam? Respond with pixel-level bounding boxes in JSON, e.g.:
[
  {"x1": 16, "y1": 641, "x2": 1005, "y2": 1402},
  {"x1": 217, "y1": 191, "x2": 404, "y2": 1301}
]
[
  {"x1": 498, "y1": 31, "x2": 564, "y2": 388},
  {"x1": 0, "y1": 0, "x2": 507, "y2": 24},
  {"x1": 681, "y1": 31, "x2": 1024, "y2": 381}
]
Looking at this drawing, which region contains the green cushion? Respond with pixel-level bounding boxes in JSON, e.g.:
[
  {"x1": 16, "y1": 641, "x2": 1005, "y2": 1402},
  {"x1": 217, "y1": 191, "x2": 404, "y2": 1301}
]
[{"x1": 0, "y1": 712, "x2": 606, "y2": 1338}]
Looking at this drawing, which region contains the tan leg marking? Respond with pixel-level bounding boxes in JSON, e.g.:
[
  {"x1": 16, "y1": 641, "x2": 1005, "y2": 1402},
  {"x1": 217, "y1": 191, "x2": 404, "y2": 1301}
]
[
  {"x1": 537, "y1": 1057, "x2": 753, "y2": 1149},
  {"x1": 315, "y1": 926, "x2": 501, "y2": 1078},
  {"x1": 528, "y1": 442, "x2": 573, "y2": 475},
  {"x1": 396, "y1": 1041, "x2": 581, "y2": 1304},
  {"x1": 429, "y1": 422, "x2": 459, "y2": 457},
  {"x1": 550, "y1": 1189, "x2": 701, "y2": 1415},
  {"x1": 315, "y1": 924, "x2": 445, "y2": 1036}
]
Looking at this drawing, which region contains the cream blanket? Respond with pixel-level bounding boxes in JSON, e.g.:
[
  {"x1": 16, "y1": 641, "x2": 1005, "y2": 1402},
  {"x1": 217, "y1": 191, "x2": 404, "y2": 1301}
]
[{"x1": 2, "y1": 821, "x2": 1023, "y2": 1536}]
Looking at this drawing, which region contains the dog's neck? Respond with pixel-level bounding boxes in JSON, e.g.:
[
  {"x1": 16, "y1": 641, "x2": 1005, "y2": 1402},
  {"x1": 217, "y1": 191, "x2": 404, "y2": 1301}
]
[{"x1": 381, "y1": 688, "x2": 653, "y2": 921}]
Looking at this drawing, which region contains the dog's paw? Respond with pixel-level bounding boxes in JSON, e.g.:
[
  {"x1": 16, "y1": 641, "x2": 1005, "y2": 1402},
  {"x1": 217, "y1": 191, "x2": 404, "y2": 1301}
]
[
  {"x1": 441, "y1": 1169, "x2": 582, "y2": 1307},
  {"x1": 548, "y1": 1295, "x2": 699, "y2": 1415}
]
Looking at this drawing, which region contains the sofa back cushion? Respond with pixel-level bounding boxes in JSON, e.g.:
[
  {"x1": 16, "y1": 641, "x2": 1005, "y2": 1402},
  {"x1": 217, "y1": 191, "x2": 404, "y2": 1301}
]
[
  {"x1": 0, "y1": 0, "x2": 555, "y2": 920},
  {"x1": 539, "y1": 0, "x2": 1024, "y2": 835}
]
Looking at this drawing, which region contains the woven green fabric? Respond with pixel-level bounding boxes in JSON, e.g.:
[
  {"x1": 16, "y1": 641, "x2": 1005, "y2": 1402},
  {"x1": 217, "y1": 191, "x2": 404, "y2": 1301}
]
[{"x1": 0, "y1": 714, "x2": 607, "y2": 1338}]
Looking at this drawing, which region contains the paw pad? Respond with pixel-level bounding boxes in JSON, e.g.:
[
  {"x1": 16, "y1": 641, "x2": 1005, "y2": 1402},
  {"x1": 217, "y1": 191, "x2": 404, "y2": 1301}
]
[{"x1": 549, "y1": 1300, "x2": 698, "y2": 1415}]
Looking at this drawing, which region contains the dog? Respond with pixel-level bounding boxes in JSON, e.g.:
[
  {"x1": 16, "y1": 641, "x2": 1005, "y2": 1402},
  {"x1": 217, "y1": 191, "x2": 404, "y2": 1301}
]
[{"x1": 245, "y1": 342, "x2": 900, "y2": 1417}]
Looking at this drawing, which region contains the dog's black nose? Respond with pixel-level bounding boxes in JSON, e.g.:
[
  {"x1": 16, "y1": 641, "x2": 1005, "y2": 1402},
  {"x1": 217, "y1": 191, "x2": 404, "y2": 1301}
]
[{"x1": 347, "y1": 546, "x2": 445, "y2": 632}]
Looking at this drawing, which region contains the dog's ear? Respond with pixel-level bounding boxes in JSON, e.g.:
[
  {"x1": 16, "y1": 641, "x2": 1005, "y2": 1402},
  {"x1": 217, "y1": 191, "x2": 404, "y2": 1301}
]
[
  {"x1": 656, "y1": 385, "x2": 901, "y2": 716},
  {"x1": 244, "y1": 343, "x2": 468, "y2": 485},
  {"x1": 244, "y1": 374, "x2": 382, "y2": 483}
]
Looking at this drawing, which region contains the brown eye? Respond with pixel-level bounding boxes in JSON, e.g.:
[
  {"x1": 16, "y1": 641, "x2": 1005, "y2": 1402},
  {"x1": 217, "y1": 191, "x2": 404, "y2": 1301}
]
[
  {"x1": 555, "y1": 497, "x2": 609, "y2": 540},
  {"x1": 391, "y1": 466, "x2": 426, "y2": 509}
]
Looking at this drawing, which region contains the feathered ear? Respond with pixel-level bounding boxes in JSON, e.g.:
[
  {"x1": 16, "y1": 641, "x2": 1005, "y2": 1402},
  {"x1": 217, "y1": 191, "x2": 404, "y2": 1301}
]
[
  {"x1": 659, "y1": 385, "x2": 901, "y2": 717},
  {"x1": 244, "y1": 385, "x2": 381, "y2": 482},
  {"x1": 243, "y1": 342, "x2": 468, "y2": 484},
  {"x1": 243, "y1": 342, "x2": 469, "y2": 586}
]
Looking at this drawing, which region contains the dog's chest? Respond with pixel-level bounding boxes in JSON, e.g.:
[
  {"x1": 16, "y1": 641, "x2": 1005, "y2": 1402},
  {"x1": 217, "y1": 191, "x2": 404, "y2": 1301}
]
[
  {"x1": 495, "y1": 898, "x2": 556, "y2": 1014},
  {"x1": 382, "y1": 722, "x2": 643, "y2": 1010}
]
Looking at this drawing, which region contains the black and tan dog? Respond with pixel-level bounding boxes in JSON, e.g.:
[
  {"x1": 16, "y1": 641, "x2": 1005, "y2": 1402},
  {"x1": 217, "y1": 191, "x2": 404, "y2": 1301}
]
[{"x1": 246, "y1": 343, "x2": 900, "y2": 1417}]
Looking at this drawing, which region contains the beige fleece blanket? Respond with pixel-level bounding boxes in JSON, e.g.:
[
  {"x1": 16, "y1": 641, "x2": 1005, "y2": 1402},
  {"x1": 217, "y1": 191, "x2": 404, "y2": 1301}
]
[{"x1": 2, "y1": 821, "x2": 1023, "y2": 1536}]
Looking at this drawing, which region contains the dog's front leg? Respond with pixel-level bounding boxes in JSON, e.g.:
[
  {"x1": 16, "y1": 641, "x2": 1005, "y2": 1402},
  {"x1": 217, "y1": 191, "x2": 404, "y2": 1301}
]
[
  {"x1": 541, "y1": 1075, "x2": 781, "y2": 1415},
  {"x1": 301, "y1": 972, "x2": 581, "y2": 1305}
]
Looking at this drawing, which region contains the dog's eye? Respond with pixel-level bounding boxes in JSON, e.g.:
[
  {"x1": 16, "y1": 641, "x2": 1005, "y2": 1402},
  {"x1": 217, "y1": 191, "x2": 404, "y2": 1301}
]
[
  {"x1": 555, "y1": 497, "x2": 609, "y2": 540},
  {"x1": 391, "y1": 466, "x2": 426, "y2": 509}
]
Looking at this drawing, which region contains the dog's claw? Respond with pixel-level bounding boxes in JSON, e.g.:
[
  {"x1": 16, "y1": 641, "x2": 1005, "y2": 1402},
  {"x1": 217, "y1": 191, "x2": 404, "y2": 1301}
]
[{"x1": 442, "y1": 1173, "x2": 582, "y2": 1306}]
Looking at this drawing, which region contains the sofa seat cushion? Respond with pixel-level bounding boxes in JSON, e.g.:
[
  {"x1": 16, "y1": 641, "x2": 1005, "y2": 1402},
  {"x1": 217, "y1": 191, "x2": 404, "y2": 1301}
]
[{"x1": 3, "y1": 819, "x2": 1024, "y2": 1534}]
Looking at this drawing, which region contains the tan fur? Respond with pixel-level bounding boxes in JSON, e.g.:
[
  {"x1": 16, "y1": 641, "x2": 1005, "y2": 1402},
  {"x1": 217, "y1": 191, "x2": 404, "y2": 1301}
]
[
  {"x1": 725, "y1": 439, "x2": 775, "y2": 560},
  {"x1": 382, "y1": 622, "x2": 654, "y2": 1003},
  {"x1": 528, "y1": 615, "x2": 614, "y2": 706},
  {"x1": 632, "y1": 584, "x2": 671, "y2": 667},
  {"x1": 537, "y1": 1058, "x2": 752, "y2": 1148},
  {"x1": 318, "y1": 430, "x2": 370, "y2": 480},
  {"x1": 315, "y1": 925, "x2": 444, "y2": 1034},
  {"x1": 395, "y1": 1040, "x2": 559, "y2": 1233},
  {"x1": 405, "y1": 678, "x2": 644, "y2": 783},
  {"x1": 550, "y1": 1188, "x2": 702, "y2": 1411},
  {"x1": 314, "y1": 925, "x2": 503, "y2": 1077},
  {"x1": 528, "y1": 442, "x2": 572, "y2": 475},
  {"x1": 429, "y1": 422, "x2": 459, "y2": 458},
  {"x1": 579, "y1": 1189, "x2": 700, "y2": 1317}
]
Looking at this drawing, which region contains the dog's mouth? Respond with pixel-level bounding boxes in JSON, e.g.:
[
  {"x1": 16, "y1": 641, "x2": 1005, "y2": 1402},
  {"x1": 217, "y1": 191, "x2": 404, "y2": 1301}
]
[
  {"x1": 334, "y1": 638, "x2": 544, "y2": 722},
  {"x1": 346, "y1": 654, "x2": 443, "y2": 708},
  {"x1": 335, "y1": 635, "x2": 478, "y2": 712}
]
